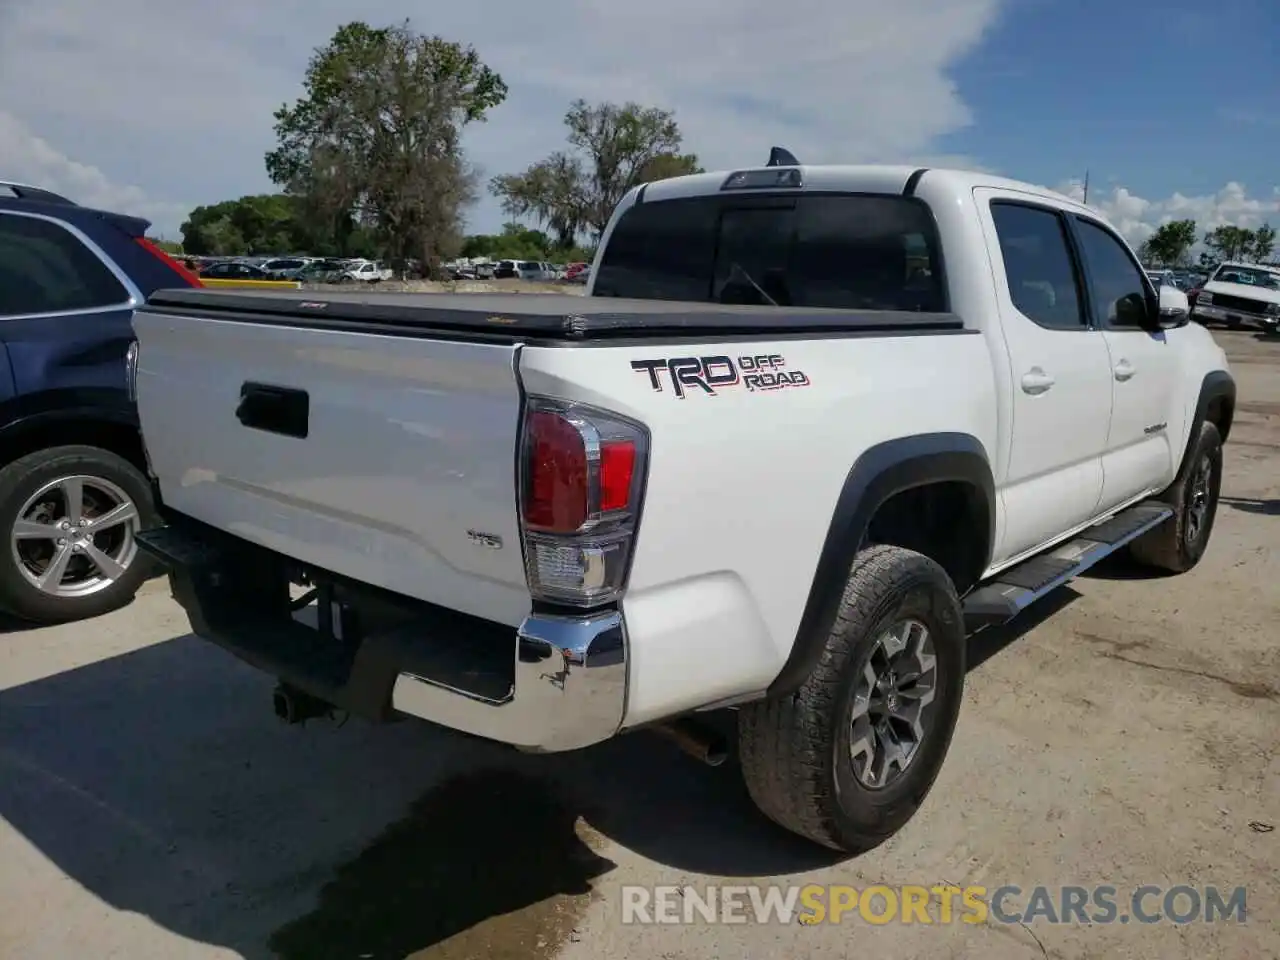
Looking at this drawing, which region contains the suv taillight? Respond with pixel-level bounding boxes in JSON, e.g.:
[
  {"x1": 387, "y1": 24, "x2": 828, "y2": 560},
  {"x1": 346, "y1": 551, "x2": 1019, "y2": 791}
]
[
  {"x1": 135, "y1": 237, "x2": 203, "y2": 287},
  {"x1": 519, "y1": 397, "x2": 648, "y2": 607}
]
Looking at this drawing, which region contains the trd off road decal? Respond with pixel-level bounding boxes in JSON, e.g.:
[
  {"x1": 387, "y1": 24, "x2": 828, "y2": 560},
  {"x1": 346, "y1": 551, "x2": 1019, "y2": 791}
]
[{"x1": 630, "y1": 354, "x2": 811, "y2": 399}]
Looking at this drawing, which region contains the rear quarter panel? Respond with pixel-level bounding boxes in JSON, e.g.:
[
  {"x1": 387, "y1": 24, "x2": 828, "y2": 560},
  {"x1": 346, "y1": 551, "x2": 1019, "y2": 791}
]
[
  {"x1": 519, "y1": 332, "x2": 998, "y2": 724},
  {"x1": 0, "y1": 309, "x2": 139, "y2": 441}
]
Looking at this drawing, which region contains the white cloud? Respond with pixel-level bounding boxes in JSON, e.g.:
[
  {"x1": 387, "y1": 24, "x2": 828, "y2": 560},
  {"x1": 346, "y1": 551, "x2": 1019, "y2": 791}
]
[
  {"x1": 0, "y1": 0, "x2": 1003, "y2": 237},
  {"x1": 1052, "y1": 178, "x2": 1280, "y2": 251},
  {"x1": 0, "y1": 112, "x2": 188, "y2": 231},
  {"x1": 5, "y1": 0, "x2": 1275, "y2": 253}
]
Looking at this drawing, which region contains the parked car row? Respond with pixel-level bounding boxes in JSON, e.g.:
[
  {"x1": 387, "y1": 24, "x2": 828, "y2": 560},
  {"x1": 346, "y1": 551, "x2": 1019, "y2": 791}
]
[
  {"x1": 190, "y1": 255, "x2": 395, "y2": 284},
  {"x1": 188, "y1": 253, "x2": 592, "y2": 286},
  {"x1": 446, "y1": 259, "x2": 593, "y2": 284}
]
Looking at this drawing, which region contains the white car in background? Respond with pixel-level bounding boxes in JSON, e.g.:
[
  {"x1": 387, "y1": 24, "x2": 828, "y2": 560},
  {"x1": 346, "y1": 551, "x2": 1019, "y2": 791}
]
[
  {"x1": 1145, "y1": 269, "x2": 1192, "y2": 321},
  {"x1": 343, "y1": 259, "x2": 393, "y2": 283},
  {"x1": 1190, "y1": 261, "x2": 1280, "y2": 332}
]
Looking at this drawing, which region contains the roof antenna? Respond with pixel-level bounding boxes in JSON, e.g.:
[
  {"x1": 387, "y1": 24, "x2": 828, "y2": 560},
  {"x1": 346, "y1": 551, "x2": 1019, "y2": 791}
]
[{"x1": 766, "y1": 146, "x2": 799, "y2": 167}]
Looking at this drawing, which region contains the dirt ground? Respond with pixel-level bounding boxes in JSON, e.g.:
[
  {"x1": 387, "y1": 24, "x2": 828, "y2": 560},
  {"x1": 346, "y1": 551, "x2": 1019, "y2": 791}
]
[{"x1": 0, "y1": 329, "x2": 1276, "y2": 960}]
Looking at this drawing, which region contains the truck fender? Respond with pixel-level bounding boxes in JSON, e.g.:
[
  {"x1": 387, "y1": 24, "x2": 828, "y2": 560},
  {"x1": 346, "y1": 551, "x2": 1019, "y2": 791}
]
[
  {"x1": 1176, "y1": 370, "x2": 1235, "y2": 479},
  {"x1": 766, "y1": 432, "x2": 995, "y2": 698}
]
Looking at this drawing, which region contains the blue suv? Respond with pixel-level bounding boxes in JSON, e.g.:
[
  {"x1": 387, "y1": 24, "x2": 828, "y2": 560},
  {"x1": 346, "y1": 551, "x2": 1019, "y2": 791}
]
[{"x1": 0, "y1": 181, "x2": 201, "y2": 624}]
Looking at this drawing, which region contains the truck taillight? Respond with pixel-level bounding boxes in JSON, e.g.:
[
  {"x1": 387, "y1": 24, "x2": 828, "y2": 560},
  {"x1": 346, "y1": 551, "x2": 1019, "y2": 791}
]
[{"x1": 519, "y1": 398, "x2": 648, "y2": 607}]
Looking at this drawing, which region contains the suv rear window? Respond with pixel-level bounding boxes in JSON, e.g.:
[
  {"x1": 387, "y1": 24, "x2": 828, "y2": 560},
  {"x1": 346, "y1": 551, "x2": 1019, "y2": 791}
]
[
  {"x1": 592, "y1": 193, "x2": 946, "y2": 312},
  {"x1": 0, "y1": 213, "x2": 130, "y2": 317}
]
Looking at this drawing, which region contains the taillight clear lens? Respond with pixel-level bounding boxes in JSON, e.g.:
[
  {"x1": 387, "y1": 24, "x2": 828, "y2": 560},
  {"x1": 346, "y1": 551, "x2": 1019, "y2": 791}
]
[{"x1": 519, "y1": 398, "x2": 648, "y2": 606}]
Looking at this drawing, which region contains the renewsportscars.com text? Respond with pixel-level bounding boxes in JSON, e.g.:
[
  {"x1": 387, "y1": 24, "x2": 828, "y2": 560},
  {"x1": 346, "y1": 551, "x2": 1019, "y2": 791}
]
[{"x1": 620, "y1": 884, "x2": 1248, "y2": 926}]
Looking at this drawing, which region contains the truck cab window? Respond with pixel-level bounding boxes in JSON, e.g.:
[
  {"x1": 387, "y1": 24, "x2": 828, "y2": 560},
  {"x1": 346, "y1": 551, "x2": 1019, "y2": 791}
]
[
  {"x1": 1073, "y1": 217, "x2": 1152, "y2": 328},
  {"x1": 989, "y1": 202, "x2": 1085, "y2": 330},
  {"x1": 594, "y1": 194, "x2": 945, "y2": 312}
]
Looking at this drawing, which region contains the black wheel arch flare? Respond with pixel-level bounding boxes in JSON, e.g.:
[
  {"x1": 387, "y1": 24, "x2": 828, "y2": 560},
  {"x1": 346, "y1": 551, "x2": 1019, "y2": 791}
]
[
  {"x1": 1180, "y1": 370, "x2": 1235, "y2": 476},
  {"x1": 767, "y1": 432, "x2": 995, "y2": 698}
]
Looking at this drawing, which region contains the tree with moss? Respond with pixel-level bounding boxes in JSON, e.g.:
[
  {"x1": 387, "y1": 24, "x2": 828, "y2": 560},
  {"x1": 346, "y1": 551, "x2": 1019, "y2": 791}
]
[
  {"x1": 491, "y1": 99, "x2": 702, "y2": 245},
  {"x1": 266, "y1": 20, "x2": 507, "y2": 273}
]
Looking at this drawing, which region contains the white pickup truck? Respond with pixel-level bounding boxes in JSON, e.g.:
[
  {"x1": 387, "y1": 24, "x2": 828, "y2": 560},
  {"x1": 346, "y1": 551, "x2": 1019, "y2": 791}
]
[
  {"x1": 129, "y1": 157, "x2": 1235, "y2": 853},
  {"x1": 1190, "y1": 260, "x2": 1280, "y2": 333},
  {"x1": 342, "y1": 259, "x2": 393, "y2": 283}
]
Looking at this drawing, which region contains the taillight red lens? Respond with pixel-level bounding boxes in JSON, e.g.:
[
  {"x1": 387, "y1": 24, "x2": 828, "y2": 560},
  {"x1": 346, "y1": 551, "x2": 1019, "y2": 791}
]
[
  {"x1": 524, "y1": 410, "x2": 589, "y2": 533},
  {"x1": 519, "y1": 397, "x2": 649, "y2": 606},
  {"x1": 599, "y1": 440, "x2": 636, "y2": 512},
  {"x1": 136, "y1": 237, "x2": 203, "y2": 287}
]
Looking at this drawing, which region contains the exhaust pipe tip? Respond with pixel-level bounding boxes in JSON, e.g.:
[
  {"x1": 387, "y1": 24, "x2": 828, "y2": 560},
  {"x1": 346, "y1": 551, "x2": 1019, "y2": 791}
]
[
  {"x1": 702, "y1": 739, "x2": 730, "y2": 767},
  {"x1": 654, "y1": 718, "x2": 730, "y2": 767}
]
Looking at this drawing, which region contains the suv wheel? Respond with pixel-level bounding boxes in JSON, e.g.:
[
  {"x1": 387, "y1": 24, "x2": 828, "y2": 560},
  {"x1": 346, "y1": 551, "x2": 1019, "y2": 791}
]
[{"x1": 0, "y1": 445, "x2": 156, "y2": 624}]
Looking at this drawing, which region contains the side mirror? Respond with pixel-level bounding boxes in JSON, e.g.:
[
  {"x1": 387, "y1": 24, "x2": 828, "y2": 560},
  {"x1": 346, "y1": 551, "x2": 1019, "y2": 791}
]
[
  {"x1": 1157, "y1": 285, "x2": 1191, "y2": 327},
  {"x1": 1116, "y1": 291, "x2": 1153, "y2": 328}
]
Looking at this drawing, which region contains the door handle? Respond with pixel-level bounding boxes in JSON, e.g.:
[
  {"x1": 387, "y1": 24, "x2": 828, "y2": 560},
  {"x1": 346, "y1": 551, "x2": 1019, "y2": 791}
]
[
  {"x1": 1021, "y1": 367, "x2": 1055, "y2": 395},
  {"x1": 236, "y1": 382, "x2": 310, "y2": 439},
  {"x1": 1113, "y1": 359, "x2": 1136, "y2": 382}
]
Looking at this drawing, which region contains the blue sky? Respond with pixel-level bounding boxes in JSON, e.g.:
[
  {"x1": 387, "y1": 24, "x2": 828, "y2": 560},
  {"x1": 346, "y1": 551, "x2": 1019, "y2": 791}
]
[
  {"x1": 940, "y1": 0, "x2": 1278, "y2": 203},
  {"x1": 1, "y1": 0, "x2": 1276, "y2": 248}
]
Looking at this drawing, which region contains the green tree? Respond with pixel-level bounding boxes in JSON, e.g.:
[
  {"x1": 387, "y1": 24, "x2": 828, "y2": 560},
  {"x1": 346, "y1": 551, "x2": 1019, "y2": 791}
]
[
  {"x1": 460, "y1": 222, "x2": 550, "y2": 260},
  {"x1": 458, "y1": 223, "x2": 593, "y2": 263},
  {"x1": 1203, "y1": 225, "x2": 1255, "y2": 263},
  {"x1": 147, "y1": 237, "x2": 183, "y2": 255},
  {"x1": 490, "y1": 99, "x2": 702, "y2": 244},
  {"x1": 266, "y1": 20, "x2": 507, "y2": 275},
  {"x1": 1251, "y1": 222, "x2": 1276, "y2": 263},
  {"x1": 180, "y1": 194, "x2": 309, "y2": 256},
  {"x1": 1142, "y1": 219, "x2": 1197, "y2": 266}
]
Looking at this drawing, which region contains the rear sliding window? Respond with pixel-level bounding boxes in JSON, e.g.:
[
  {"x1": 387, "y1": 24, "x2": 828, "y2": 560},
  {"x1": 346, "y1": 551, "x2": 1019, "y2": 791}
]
[{"x1": 592, "y1": 194, "x2": 946, "y2": 312}]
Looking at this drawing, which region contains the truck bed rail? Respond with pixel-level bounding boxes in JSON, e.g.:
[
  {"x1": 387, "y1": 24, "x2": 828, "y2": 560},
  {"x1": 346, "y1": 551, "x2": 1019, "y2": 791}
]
[{"x1": 143, "y1": 288, "x2": 968, "y2": 344}]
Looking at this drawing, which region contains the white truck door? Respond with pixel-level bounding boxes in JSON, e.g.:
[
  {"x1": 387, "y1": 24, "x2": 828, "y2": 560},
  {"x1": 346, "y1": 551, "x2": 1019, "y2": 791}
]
[
  {"x1": 1069, "y1": 214, "x2": 1180, "y2": 510},
  {"x1": 975, "y1": 189, "x2": 1114, "y2": 562}
]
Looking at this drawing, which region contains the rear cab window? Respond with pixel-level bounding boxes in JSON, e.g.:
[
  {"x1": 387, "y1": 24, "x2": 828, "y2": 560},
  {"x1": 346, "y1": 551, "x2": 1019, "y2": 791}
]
[
  {"x1": 591, "y1": 193, "x2": 947, "y2": 312},
  {"x1": 0, "y1": 212, "x2": 130, "y2": 318},
  {"x1": 988, "y1": 202, "x2": 1086, "y2": 330}
]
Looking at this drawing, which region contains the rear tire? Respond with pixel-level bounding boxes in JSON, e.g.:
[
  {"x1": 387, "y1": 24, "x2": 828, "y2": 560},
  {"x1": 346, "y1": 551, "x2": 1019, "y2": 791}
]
[
  {"x1": 1128, "y1": 420, "x2": 1222, "y2": 574},
  {"x1": 738, "y1": 545, "x2": 966, "y2": 852},
  {"x1": 0, "y1": 445, "x2": 156, "y2": 624}
]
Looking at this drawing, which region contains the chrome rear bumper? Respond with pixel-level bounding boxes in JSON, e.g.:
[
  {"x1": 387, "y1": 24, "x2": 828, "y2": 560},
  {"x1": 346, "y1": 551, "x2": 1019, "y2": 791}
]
[
  {"x1": 137, "y1": 516, "x2": 628, "y2": 753},
  {"x1": 391, "y1": 611, "x2": 627, "y2": 752}
]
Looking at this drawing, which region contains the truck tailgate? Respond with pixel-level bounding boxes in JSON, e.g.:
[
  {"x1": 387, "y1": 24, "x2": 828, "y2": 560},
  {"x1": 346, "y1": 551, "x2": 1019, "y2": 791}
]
[{"x1": 131, "y1": 308, "x2": 531, "y2": 626}]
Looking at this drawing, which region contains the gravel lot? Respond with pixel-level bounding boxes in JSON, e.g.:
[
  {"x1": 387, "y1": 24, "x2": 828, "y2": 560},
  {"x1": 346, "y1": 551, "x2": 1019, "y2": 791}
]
[{"x1": 1, "y1": 329, "x2": 1276, "y2": 960}]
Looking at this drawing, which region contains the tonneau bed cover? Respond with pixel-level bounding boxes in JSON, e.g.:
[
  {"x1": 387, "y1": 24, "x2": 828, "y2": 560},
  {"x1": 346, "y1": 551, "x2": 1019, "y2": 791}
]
[{"x1": 144, "y1": 288, "x2": 965, "y2": 341}]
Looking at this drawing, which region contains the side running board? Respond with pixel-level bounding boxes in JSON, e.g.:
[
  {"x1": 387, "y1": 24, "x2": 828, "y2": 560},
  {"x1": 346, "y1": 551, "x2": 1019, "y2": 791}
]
[{"x1": 962, "y1": 503, "x2": 1174, "y2": 631}]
